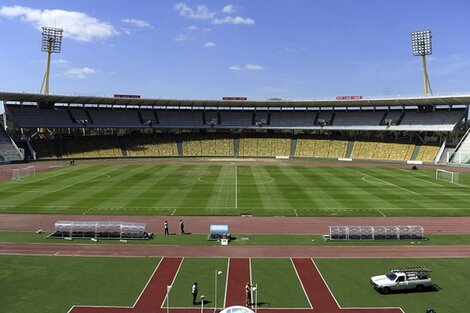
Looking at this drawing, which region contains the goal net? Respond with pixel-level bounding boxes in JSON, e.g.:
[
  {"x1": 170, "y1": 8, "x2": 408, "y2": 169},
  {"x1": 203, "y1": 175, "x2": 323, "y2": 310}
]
[
  {"x1": 436, "y1": 169, "x2": 459, "y2": 184},
  {"x1": 11, "y1": 166, "x2": 37, "y2": 180}
]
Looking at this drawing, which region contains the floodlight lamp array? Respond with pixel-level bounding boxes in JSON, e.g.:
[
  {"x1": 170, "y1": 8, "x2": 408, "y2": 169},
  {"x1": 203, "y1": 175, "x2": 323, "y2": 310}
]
[
  {"x1": 41, "y1": 26, "x2": 63, "y2": 53},
  {"x1": 411, "y1": 29, "x2": 432, "y2": 56}
]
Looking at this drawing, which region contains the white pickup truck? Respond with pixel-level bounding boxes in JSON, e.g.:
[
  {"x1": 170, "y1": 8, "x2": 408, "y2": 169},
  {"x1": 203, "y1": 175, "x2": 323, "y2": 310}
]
[{"x1": 370, "y1": 267, "x2": 432, "y2": 294}]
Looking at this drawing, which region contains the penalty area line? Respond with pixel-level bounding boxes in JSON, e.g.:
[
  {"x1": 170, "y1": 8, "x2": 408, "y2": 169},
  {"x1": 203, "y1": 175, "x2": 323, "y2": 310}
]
[
  {"x1": 355, "y1": 170, "x2": 419, "y2": 195},
  {"x1": 376, "y1": 209, "x2": 386, "y2": 217}
]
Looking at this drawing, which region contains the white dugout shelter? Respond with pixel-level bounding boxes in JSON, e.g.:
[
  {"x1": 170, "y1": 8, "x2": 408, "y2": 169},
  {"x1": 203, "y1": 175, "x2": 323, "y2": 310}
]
[
  {"x1": 50, "y1": 221, "x2": 151, "y2": 239},
  {"x1": 327, "y1": 225, "x2": 424, "y2": 240}
]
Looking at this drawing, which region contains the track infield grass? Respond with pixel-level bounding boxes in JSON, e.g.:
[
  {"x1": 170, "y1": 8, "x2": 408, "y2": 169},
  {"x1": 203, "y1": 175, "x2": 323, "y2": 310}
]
[
  {"x1": 0, "y1": 255, "x2": 160, "y2": 313},
  {"x1": 166, "y1": 258, "x2": 228, "y2": 308},
  {"x1": 3, "y1": 231, "x2": 470, "y2": 246},
  {"x1": 251, "y1": 258, "x2": 311, "y2": 308},
  {"x1": 315, "y1": 258, "x2": 470, "y2": 313},
  {"x1": 1, "y1": 164, "x2": 470, "y2": 216},
  {"x1": 2, "y1": 256, "x2": 469, "y2": 313}
]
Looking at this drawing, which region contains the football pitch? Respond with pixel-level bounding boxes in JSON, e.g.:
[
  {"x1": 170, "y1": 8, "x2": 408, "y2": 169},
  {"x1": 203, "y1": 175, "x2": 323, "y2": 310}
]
[{"x1": 1, "y1": 163, "x2": 470, "y2": 216}]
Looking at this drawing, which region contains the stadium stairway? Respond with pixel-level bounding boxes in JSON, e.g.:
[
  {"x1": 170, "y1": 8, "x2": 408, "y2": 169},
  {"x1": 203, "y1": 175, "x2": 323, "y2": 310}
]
[
  {"x1": 176, "y1": 139, "x2": 183, "y2": 157},
  {"x1": 234, "y1": 136, "x2": 240, "y2": 157},
  {"x1": 290, "y1": 137, "x2": 297, "y2": 158},
  {"x1": 346, "y1": 141, "x2": 355, "y2": 158},
  {"x1": 410, "y1": 145, "x2": 421, "y2": 160},
  {"x1": 119, "y1": 136, "x2": 128, "y2": 157}
]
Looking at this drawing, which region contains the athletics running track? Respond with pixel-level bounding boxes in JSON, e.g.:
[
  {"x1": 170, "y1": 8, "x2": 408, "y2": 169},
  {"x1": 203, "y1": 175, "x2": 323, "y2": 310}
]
[{"x1": 68, "y1": 257, "x2": 404, "y2": 313}]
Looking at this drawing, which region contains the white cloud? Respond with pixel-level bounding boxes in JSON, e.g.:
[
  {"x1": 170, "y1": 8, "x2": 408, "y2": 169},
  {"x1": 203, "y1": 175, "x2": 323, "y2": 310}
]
[
  {"x1": 229, "y1": 64, "x2": 264, "y2": 71},
  {"x1": 204, "y1": 41, "x2": 216, "y2": 48},
  {"x1": 174, "y1": 3, "x2": 215, "y2": 20},
  {"x1": 122, "y1": 18, "x2": 153, "y2": 28},
  {"x1": 174, "y1": 3, "x2": 254, "y2": 26},
  {"x1": 0, "y1": 6, "x2": 118, "y2": 42},
  {"x1": 65, "y1": 67, "x2": 96, "y2": 79},
  {"x1": 186, "y1": 25, "x2": 198, "y2": 31},
  {"x1": 228, "y1": 65, "x2": 242, "y2": 71},
  {"x1": 212, "y1": 16, "x2": 255, "y2": 25},
  {"x1": 52, "y1": 58, "x2": 67, "y2": 65},
  {"x1": 222, "y1": 4, "x2": 237, "y2": 14},
  {"x1": 245, "y1": 63, "x2": 264, "y2": 70},
  {"x1": 174, "y1": 34, "x2": 189, "y2": 42}
]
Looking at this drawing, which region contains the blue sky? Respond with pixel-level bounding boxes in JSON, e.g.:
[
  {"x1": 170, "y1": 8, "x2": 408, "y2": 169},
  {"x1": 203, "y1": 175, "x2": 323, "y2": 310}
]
[{"x1": 1, "y1": 0, "x2": 470, "y2": 114}]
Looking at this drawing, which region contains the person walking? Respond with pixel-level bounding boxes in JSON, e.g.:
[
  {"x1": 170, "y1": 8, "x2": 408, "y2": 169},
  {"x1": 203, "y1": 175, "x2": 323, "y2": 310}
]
[
  {"x1": 245, "y1": 282, "x2": 252, "y2": 306},
  {"x1": 192, "y1": 282, "x2": 198, "y2": 305},
  {"x1": 180, "y1": 219, "x2": 185, "y2": 234},
  {"x1": 164, "y1": 221, "x2": 169, "y2": 235}
]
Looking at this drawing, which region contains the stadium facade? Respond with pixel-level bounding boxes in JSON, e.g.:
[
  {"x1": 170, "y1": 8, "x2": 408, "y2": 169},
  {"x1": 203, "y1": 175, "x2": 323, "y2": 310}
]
[{"x1": 1, "y1": 91, "x2": 470, "y2": 164}]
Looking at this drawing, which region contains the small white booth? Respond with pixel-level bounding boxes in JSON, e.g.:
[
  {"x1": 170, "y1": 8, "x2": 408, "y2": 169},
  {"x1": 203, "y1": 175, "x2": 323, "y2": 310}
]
[{"x1": 208, "y1": 224, "x2": 230, "y2": 244}]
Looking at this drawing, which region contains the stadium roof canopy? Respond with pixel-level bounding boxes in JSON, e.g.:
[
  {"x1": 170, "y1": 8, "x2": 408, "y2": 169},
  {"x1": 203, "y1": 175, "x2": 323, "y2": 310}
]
[{"x1": 1, "y1": 91, "x2": 470, "y2": 108}]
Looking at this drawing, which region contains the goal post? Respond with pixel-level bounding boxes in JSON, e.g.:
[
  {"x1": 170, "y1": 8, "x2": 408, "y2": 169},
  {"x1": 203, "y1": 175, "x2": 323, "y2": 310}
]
[
  {"x1": 436, "y1": 169, "x2": 459, "y2": 184},
  {"x1": 11, "y1": 166, "x2": 36, "y2": 180}
]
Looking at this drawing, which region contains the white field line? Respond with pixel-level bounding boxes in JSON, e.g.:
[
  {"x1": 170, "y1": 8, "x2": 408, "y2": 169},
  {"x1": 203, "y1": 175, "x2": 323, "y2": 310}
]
[
  {"x1": 312, "y1": 259, "x2": 405, "y2": 312},
  {"x1": 291, "y1": 258, "x2": 313, "y2": 309},
  {"x1": 66, "y1": 257, "x2": 164, "y2": 313},
  {"x1": 395, "y1": 168, "x2": 444, "y2": 187},
  {"x1": 249, "y1": 257, "x2": 253, "y2": 308},
  {"x1": 223, "y1": 257, "x2": 230, "y2": 308},
  {"x1": 235, "y1": 165, "x2": 238, "y2": 209},
  {"x1": 46, "y1": 172, "x2": 113, "y2": 193},
  {"x1": 376, "y1": 209, "x2": 386, "y2": 217},
  {"x1": 355, "y1": 170, "x2": 419, "y2": 195},
  {"x1": 219, "y1": 259, "x2": 229, "y2": 311},
  {"x1": 82, "y1": 208, "x2": 92, "y2": 215},
  {"x1": 0, "y1": 204, "x2": 468, "y2": 211},
  {"x1": 160, "y1": 257, "x2": 184, "y2": 308}
]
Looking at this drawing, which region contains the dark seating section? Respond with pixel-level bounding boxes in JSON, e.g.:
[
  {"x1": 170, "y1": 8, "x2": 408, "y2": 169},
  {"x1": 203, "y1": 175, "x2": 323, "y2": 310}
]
[{"x1": 6, "y1": 104, "x2": 465, "y2": 131}]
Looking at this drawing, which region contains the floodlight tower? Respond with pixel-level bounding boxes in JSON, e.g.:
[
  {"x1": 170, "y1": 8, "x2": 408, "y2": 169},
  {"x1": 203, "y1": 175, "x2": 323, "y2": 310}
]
[
  {"x1": 40, "y1": 26, "x2": 63, "y2": 95},
  {"x1": 411, "y1": 29, "x2": 433, "y2": 97}
]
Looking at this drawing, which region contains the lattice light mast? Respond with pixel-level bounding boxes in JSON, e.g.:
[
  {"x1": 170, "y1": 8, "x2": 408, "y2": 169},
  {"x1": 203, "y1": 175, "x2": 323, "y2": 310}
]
[
  {"x1": 411, "y1": 29, "x2": 433, "y2": 97},
  {"x1": 40, "y1": 26, "x2": 63, "y2": 95}
]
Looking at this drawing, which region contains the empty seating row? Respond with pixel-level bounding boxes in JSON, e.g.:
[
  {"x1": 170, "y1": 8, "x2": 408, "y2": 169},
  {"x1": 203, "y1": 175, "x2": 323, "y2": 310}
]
[
  {"x1": 6, "y1": 104, "x2": 464, "y2": 131},
  {"x1": 294, "y1": 139, "x2": 347, "y2": 158},
  {"x1": 351, "y1": 142, "x2": 415, "y2": 161},
  {"x1": 239, "y1": 138, "x2": 291, "y2": 157}
]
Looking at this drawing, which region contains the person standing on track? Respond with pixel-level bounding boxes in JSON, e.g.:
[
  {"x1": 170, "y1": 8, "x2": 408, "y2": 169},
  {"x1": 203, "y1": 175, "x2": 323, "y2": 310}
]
[
  {"x1": 180, "y1": 219, "x2": 185, "y2": 234},
  {"x1": 164, "y1": 221, "x2": 169, "y2": 235},
  {"x1": 245, "y1": 282, "x2": 252, "y2": 306},
  {"x1": 192, "y1": 282, "x2": 198, "y2": 304}
]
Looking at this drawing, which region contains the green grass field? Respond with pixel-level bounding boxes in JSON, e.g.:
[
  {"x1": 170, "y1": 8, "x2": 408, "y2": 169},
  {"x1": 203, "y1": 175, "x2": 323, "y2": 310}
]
[
  {"x1": 4, "y1": 231, "x2": 470, "y2": 246},
  {"x1": 251, "y1": 258, "x2": 311, "y2": 308},
  {"x1": 3, "y1": 255, "x2": 470, "y2": 313},
  {"x1": 167, "y1": 258, "x2": 228, "y2": 308},
  {"x1": 316, "y1": 258, "x2": 470, "y2": 313},
  {"x1": 1, "y1": 163, "x2": 470, "y2": 216},
  {"x1": 0, "y1": 255, "x2": 159, "y2": 313}
]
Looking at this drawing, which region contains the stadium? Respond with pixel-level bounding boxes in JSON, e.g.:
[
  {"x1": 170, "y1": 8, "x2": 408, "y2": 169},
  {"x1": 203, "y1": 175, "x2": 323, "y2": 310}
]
[{"x1": 2, "y1": 2, "x2": 470, "y2": 313}]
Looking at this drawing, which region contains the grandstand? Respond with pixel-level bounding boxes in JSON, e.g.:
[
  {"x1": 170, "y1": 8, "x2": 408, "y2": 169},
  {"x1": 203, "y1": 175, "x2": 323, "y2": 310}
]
[
  {"x1": 1, "y1": 91, "x2": 469, "y2": 164},
  {"x1": 0, "y1": 126, "x2": 23, "y2": 161}
]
